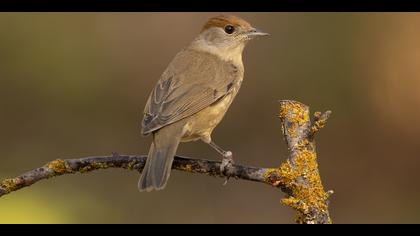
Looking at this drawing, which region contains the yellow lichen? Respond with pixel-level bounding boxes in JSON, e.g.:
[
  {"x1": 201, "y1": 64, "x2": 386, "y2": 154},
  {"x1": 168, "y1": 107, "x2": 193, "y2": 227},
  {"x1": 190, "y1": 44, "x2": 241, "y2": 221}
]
[
  {"x1": 47, "y1": 159, "x2": 72, "y2": 175},
  {"x1": 266, "y1": 141, "x2": 329, "y2": 222},
  {"x1": 263, "y1": 168, "x2": 283, "y2": 186},
  {"x1": 312, "y1": 118, "x2": 327, "y2": 134},
  {"x1": 279, "y1": 102, "x2": 309, "y2": 139},
  {"x1": 126, "y1": 161, "x2": 138, "y2": 170},
  {"x1": 279, "y1": 102, "x2": 309, "y2": 125},
  {"x1": 276, "y1": 145, "x2": 329, "y2": 222},
  {"x1": 0, "y1": 178, "x2": 21, "y2": 194},
  {"x1": 79, "y1": 162, "x2": 112, "y2": 173},
  {"x1": 278, "y1": 104, "x2": 288, "y2": 120},
  {"x1": 178, "y1": 164, "x2": 194, "y2": 173}
]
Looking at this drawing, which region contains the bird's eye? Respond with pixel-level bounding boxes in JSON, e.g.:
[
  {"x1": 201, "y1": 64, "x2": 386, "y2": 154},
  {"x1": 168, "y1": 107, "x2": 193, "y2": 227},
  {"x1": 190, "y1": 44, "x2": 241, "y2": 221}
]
[{"x1": 224, "y1": 25, "x2": 235, "y2": 34}]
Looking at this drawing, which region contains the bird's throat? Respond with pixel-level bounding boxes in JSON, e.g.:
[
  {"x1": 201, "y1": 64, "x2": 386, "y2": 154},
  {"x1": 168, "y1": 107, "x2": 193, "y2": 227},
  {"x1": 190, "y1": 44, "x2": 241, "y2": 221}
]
[{"x1": 189, "y1": 39, "x2": 245, "y2": 66}]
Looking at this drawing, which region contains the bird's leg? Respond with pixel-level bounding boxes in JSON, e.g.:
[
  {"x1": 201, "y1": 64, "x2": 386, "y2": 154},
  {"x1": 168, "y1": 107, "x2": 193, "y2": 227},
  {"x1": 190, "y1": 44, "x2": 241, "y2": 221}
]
[
  {"x1": 209, "y1": 141, "x2": 233, "y2": 159},
  {"x1": 208, "y1": 141, "x2": 234, "y2": 185}
]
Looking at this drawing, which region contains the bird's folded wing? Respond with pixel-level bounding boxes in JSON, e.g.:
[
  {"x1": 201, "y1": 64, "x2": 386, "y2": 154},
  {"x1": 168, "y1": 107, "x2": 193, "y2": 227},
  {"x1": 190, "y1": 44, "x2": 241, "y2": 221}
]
[{"x1": 141, "y1": 49, "x2": 239, "y2": 135}]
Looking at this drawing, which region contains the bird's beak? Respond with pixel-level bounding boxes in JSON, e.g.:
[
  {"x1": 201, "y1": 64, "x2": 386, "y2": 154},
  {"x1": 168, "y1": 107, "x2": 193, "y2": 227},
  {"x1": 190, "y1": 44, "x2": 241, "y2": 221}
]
[{"x1": 246, "y1": 28, "x2": 270, "y2": 38}]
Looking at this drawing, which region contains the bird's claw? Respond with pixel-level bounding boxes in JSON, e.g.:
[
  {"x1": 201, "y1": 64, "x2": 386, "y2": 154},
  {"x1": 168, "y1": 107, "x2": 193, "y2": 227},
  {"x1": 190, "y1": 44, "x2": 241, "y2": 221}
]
[
  {"x1": 223, "y1": 151, "x2": 233, "y2": 159},
  {"x1": 220, "y1": 151, "x2": 234, "y2": 186}
]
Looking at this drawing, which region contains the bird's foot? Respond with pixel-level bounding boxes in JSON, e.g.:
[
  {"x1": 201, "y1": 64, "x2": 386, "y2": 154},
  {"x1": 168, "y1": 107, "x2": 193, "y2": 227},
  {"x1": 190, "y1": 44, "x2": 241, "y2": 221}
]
[{"x1": 220, "y1": 151, "x2": 234, "y2": 186}]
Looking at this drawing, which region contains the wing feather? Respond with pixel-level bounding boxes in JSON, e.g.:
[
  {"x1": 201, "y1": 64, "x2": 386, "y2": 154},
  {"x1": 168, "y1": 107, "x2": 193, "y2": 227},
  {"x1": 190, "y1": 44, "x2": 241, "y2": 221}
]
[{"x1": 141, "y1": 49, "x2": 241, "y2": 134}]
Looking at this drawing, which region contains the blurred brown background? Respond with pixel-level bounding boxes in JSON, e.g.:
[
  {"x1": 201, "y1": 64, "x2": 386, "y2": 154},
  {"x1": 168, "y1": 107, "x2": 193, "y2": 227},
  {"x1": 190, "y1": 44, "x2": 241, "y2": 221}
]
[{"x1": 0, "y1": 13, "x2": 420, "y2": 223}]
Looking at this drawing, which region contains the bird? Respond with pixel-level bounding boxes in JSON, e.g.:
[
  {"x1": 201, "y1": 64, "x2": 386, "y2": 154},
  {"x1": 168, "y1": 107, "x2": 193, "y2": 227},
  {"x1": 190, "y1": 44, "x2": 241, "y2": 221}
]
[{"x1": 138, "y1": 14, "x2": 269, "y2": 192}]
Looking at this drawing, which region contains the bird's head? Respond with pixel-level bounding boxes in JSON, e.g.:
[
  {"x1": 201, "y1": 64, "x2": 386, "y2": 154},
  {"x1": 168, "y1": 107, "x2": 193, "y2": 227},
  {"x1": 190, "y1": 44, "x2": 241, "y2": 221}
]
[{"x1": 191, "y1": 15, "x2": 269, "y2": 62}]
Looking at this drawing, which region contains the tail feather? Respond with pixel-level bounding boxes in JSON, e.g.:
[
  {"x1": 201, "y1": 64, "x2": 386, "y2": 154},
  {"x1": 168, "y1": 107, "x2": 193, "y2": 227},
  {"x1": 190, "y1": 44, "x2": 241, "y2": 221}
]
[{"x1": 138, "y1": 133, "x2": 180, "y2": 192}]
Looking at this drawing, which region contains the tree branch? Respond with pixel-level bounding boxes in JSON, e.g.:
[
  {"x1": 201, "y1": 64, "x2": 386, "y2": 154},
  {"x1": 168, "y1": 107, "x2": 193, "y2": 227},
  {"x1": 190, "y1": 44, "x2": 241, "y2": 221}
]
[
  {"x1": 0, "y1": 100, "x2": 333, "y2": 224},
  {"x1": 0, "y1": 154, "x2": 272, "y2": 198}
]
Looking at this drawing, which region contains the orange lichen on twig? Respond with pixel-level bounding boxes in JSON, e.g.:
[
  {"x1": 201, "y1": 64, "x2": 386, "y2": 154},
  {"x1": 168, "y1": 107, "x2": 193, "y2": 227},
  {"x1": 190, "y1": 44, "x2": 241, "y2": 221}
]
[{"x1": 273, "y1": 100, "x2": 332, "y2": 224}]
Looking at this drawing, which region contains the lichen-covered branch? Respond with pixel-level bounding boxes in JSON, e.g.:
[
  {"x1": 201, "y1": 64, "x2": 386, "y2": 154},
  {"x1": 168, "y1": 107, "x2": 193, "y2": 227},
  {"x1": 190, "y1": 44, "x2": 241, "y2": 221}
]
[
  {"x1": 270, "y1": 100, "x2": 333, "y2": 224},
  {"x1": 0, "y1": 100, "x2": 332, "y2": 224},
  {"x1": 0, "y1": 154, "x2": 276, "y2": 198}
]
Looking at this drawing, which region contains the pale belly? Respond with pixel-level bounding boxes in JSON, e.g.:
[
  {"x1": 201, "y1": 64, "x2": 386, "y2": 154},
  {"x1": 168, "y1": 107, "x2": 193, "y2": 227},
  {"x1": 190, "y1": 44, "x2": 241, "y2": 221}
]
[{"x1": 180, "y1": 92, "x2": 236, "y2": 143}]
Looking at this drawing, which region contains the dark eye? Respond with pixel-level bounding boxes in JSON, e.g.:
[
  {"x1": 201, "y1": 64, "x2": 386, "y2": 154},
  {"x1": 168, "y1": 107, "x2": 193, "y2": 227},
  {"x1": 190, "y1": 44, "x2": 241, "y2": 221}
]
[{"x1": 224, "y1": 25, "x2": 235, "y2": 34}]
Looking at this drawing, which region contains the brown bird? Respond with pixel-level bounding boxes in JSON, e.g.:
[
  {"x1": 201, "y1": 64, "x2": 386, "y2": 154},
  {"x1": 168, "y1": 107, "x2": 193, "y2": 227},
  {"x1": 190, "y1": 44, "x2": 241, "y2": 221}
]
[{"x1": 139, "y1": 15, "x2": 269, "y2": 191}]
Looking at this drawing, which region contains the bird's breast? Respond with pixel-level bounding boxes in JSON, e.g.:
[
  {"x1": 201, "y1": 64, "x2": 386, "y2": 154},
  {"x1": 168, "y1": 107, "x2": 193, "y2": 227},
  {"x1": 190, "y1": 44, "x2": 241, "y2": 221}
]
[{"x1": 181, "y1": 85, "x2": 240, "y2": 142}]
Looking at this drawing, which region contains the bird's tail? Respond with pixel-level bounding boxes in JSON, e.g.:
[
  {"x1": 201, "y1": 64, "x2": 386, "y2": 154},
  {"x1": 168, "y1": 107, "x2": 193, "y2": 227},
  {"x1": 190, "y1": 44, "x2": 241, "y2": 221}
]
[{"x1": 138, "y1": 132, "x2": 181, "y2": 192}]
